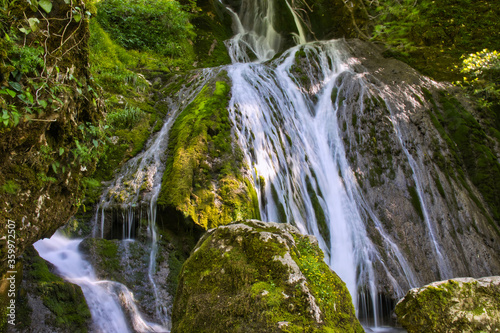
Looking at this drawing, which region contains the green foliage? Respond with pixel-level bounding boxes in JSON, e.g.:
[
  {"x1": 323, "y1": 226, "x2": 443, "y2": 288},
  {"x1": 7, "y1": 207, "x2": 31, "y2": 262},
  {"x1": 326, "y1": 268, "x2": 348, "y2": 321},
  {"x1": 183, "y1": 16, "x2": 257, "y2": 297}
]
[
  {"x1": 8, "y1": 43, "x2": 44, "y2": 76},
  {"x1": 370, "y1": 0, "x2": 500, "y2": 81},
  {"x1": 455, "y1": 49, "x2": 500, "y2": 110},
  {"x1": 107, "y1": 105, "x2": 144, "y2": 129},
  {"x1": 96, "y1": 0, "x2": 194, "y2": 57}
]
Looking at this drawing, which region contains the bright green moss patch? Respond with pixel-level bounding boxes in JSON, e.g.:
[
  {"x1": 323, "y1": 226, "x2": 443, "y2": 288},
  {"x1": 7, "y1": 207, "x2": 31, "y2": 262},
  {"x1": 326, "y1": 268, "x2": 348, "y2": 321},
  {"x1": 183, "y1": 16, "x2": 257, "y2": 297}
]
[
  {"x1": 158, "y1": 78, "x2": 259, "y2": 229},
  {"x1": 172, "y1": 220, "x2": 363, "y2": 333},
  {"x1": 291, "y1": 235, "x2": 363, "y2": 332}
]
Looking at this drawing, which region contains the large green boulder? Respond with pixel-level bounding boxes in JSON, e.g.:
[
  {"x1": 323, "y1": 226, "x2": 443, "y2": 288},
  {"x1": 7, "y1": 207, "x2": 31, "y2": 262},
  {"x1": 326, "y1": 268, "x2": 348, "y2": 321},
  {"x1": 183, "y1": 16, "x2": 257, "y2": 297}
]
[
  {"x1": 396, "y1": 277, "x2": 500, "y2": 333},
  {"x1": 172, "y1": 220, "x2": 364, "y2": 333}
]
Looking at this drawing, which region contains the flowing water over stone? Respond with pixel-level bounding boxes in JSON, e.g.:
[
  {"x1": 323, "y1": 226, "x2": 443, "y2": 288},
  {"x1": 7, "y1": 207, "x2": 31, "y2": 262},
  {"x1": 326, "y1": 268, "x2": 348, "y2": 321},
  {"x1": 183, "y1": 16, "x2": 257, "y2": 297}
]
[
  {"x1": 221, "y1": 0, "x2": 419, "y2": 326},
  {"x1": 34, "y1": 233, "x2": 167, "y2": 332}
]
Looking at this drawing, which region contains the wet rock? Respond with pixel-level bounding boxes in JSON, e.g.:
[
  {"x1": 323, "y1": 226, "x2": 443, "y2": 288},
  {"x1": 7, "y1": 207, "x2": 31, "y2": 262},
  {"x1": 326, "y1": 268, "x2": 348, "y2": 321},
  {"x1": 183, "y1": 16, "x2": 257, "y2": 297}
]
[
  {"x1": 395, "y1": 276, "x2": 500, "y2": 333},
  {"x1": 172, "y1": 219, "x2": 364, "y2": 333}
]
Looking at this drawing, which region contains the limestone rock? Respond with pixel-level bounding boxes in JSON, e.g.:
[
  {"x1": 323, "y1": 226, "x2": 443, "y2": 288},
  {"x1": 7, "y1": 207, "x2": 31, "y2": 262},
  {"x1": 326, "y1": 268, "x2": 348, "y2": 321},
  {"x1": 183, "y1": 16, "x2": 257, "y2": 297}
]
[
  {"x1": 172, "y1": 219, "x2": 364, "y2": 333},
  {"x1": 395, "y1": 276, "x2": 500, "y2": 333}
]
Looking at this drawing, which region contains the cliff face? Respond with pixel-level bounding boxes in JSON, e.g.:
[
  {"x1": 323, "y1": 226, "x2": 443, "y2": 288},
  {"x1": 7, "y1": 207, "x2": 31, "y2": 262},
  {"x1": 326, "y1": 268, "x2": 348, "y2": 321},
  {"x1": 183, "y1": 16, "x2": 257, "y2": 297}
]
[
  {"x1": 290, "y1": 39, "x2": 500, "y2": 298},
  {"x1": 0, "y1": 0, "x2": 104, "y2": 275}
]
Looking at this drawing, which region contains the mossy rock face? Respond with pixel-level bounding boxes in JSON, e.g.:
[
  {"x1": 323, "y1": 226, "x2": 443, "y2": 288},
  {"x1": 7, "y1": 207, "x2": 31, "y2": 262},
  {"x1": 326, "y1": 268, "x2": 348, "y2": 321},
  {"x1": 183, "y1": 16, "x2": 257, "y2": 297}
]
[
  {"x1": 172, "y1": 220, "x2": 364, "y2": 333},
  {"x1": 396, "y1": 277, "x2": 500, "y2": 333},
  {"x1": 158, "y1": 76, "x2": 260, "y2": 230},
  {"x1": 0, "y1": 0, "x2": 105, "y2": 276}
]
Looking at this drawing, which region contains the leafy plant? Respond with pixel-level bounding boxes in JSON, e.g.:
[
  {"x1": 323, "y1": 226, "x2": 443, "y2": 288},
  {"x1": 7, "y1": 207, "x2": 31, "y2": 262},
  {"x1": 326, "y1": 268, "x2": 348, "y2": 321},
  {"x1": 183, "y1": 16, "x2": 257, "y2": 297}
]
[
  {"x1": 456, "y1": 49, "x2": 500, "y2": 108},
  {"x1": 107, "y1": 105, "x2": 144, "y2": 129},
  {"x1": 96, "y1": 0, "x2": 195, "y2": 57}
]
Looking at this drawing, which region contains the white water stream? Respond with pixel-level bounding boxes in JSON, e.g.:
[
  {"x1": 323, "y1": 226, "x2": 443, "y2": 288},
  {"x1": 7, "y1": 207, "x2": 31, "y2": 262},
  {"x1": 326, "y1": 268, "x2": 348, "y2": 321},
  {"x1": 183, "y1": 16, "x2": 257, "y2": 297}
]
[
  {"x1": 34, "y1": 233, "x2": 167, "y2": 332},
  {"x1": 221, "y1": 0, "x2": 423, "y2": 327}
]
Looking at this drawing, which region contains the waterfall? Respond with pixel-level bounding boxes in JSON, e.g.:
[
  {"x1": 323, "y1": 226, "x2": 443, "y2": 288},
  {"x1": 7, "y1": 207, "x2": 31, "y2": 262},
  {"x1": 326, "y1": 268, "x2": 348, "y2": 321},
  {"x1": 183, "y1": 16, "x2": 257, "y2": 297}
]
[
  {"x1": 34, "y1": 232, "x2": 167, "y2": 332},
  {"x1": 221, "y1": 0, "x2": 421, "y2": 327},
  {"x1": 90, "y1": 68, "x2": 217, "y2": 328}
]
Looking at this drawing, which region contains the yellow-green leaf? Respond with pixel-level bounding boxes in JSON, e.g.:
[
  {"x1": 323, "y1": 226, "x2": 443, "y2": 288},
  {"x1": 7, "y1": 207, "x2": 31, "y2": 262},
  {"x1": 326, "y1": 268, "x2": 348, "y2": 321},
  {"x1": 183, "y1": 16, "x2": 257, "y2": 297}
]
[{"x1": 39, "y1": 0, "x2": 52, "y2": 13}]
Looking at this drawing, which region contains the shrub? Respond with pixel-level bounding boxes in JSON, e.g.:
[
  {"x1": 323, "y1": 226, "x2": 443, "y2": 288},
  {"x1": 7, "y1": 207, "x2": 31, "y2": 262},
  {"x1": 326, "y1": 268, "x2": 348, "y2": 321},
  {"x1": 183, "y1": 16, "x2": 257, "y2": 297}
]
[{"x1": 96, "y1": 0, "x2": 194, "y2": 57}]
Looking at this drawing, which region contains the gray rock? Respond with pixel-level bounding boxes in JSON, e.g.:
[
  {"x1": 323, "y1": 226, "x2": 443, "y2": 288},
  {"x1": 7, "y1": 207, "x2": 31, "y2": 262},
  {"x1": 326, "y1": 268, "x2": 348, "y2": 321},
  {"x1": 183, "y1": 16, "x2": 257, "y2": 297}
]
[{"x1": 395, "y1": 276, "x2": 500, "y2": 332}]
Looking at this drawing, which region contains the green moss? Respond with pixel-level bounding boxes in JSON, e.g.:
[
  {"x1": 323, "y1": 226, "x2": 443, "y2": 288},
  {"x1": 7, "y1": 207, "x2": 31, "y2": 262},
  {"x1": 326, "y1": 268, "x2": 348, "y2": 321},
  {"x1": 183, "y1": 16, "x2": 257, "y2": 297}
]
[
  {"x1": 189, "y1": 1, "x2": 232, "y2": 68},
  {"x1": 305, "y1": 177, "x2": 329, "y2": 244},
  {"x1": 25, "y1": 247, "x2": 91, "y2": 332},
  {"x1": 80, "y1": 238, "x2": 122, "y2": 283},
  {"x1": 291, "y1": 236, "x2": 363, "y2": 332},
  {"x1": 425, "y1": 90, "x2": 500, "y2": 230},
  {"x1": 158, "y1": 78, "x2": 259, "y2": 229},
  {"x1": 408, "y1": 185, "x2": 424, "y2": 221},
  {"x1": 434, "y1": 176, "x2": 446, "y2": 198},
  {"x1": 172, "y1": 221, "x2": 363, "y2": 333},
  {"x1": 396, "y1": 279, "x2": 500, "y2": 333}
]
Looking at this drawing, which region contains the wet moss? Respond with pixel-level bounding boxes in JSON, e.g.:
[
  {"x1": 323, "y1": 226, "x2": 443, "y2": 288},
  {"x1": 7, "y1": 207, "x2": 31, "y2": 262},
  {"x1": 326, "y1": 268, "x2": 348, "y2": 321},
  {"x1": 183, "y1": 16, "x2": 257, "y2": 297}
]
[
  {"x1": 271, "y1": 183, "x2": 287, "y2": 223},
  {"x1": 158, "y1": 78, "x2": 259, "y2": 229},
  {"x1": 408, "y1": 185, "x2": 424, "y2": 221},
  {"x1": 305, "y1": 176, "x2": 329, "y2": 244},
  {"x1": 172, "y1": 221, "x2": 363, "y2": 333},
  {"x1": 23, "y1": 246, "x2": 91, "y2": 332}
]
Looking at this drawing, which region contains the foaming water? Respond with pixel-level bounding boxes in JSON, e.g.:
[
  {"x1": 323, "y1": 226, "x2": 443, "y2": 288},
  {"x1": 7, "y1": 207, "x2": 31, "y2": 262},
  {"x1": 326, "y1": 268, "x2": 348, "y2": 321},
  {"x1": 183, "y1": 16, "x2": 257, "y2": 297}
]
[
  {"x1": 220, "y1": 0, "x2": 422, "y2": 324},
  {"x1": 34, "y1": 232, "x2": 168, "y2": 332}
]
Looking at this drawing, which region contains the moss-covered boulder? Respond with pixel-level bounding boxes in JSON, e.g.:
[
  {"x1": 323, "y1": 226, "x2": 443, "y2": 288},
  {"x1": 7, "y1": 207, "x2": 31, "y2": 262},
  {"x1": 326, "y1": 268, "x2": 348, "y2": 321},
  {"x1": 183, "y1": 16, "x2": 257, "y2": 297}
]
[
  {"x1": 157, "y1": 75, "x2": 260, "y2": 230},
  {"x1": 172, "y1": 220, "x2": 364, "y2": 333},
  {"x1": 395, "y1": 277, "x2": 500, "y2": 333}
]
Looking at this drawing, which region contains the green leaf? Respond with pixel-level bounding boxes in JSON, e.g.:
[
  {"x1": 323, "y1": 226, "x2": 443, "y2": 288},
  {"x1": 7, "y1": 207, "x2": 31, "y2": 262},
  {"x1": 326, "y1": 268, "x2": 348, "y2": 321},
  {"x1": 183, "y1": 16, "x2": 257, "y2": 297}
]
[
  {"x1": 39, "y1": 0, "x2": 52, "y2": 13},
  {"x1": 9, "y1": 82, "x2": 22, "y2": 92},
  {"x1": 51, "y1": 163, "x2": 58, "y2": 174},
  {"x1": 18, "y1": 94, "x2": 28, "y2": 104},
  {"x1": 3, "y1": 120, "x2": 8, "y2": 126},
  {"x1": 93, "y1": 139, "x2": 98, "y2": 147},
  {"x1": 59, "y1": 147, "x2": 65, "y2": 156},
  {"x1": 73, "y1": 13, "x2": 81, "y2": 23},
  {"x1": 28, "y1": 18, "x2": 40, "y2": 32},
  {"x1": 12, "y1": 112, "x2": 20, "y2": 126},
  {"x1": 26, "y1": 92, "x2": 34, "y2": 104},
  {"x1": 18, "y1": 27, "x2": 30, "y2": 35},
  {"x1": 76, "y1": 87, "x2": 82, "y2": 95},
  {"x1": 39, "y1": 100, "x2": 48, "y2": 108},
  {"x1": 5, "y1": 89, "x2": 16, "y2": 98}
]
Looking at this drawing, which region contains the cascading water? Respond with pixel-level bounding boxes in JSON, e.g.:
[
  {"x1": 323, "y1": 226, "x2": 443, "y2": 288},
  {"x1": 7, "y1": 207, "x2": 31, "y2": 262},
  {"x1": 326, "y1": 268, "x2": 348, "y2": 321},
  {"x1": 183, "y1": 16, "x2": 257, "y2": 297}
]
[
  {"x1": 221, "y1": 0, "x2": 420, "y2": 327},
  {"x1": 33, "y1": 70, "x2": 218, "y2": 332},
  {"x1": 30, "y1": 0, "x2": 461, "y2": 330},
  {"x1": 34, "y1": 232, "x2": 167, "y2": 332}
]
